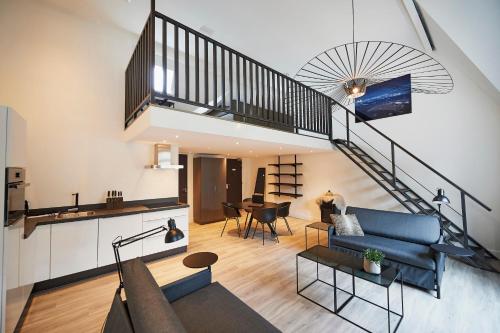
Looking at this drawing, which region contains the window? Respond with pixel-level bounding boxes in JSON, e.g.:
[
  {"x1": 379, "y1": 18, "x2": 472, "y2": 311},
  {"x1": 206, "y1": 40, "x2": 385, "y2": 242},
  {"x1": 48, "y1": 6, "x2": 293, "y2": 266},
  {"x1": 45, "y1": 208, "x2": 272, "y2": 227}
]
[{"x1": 154, "y1": 65, "x2": 174, "y2": 94}]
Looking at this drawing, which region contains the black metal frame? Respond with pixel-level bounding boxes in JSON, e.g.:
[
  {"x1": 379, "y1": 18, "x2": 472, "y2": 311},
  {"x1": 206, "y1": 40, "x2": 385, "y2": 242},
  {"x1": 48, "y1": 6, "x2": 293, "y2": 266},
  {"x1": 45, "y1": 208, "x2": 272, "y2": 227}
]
[
  {"x1": 304, "y1": 222, "x2": 332, "y2": 250},
  {"x1": 296, "y1": 254, "x2": 404, "y2": 333},
  {"x1": 330, "y1": 103, "x2": 497, "y2": 268},
  {"x1": 268, "y1": 155, "x2": 303, "y2": 198},
  {"x1": 125, "y1": 1, "x2": 333, "y2": 136}
]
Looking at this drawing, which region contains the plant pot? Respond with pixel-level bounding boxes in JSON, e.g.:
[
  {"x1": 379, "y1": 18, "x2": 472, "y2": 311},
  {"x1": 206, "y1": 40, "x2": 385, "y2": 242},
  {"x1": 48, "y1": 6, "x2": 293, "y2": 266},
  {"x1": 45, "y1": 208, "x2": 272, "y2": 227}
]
[{"x1": 363, "y1": 258, "x2": 381, "y2": 275}]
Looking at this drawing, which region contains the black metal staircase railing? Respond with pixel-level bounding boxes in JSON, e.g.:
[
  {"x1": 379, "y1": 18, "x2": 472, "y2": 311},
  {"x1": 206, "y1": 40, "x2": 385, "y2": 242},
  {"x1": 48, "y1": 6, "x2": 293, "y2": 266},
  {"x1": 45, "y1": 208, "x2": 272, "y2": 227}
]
[
  {"x1": 125, "y1": 1, "x2": 496, "y2": 272},
  {"x1": 330, "y1": 107, "x2": 497, "y2": 272},
  {"x1": 125, "y1": 1, "x2": 332, "y2": 136}
]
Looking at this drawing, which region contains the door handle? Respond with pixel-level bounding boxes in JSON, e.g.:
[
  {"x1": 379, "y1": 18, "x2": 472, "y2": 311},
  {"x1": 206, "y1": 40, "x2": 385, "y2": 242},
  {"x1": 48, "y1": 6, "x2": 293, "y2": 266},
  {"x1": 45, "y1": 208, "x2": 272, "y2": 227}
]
[{"x1": 226, "y1": 184, "x2": 229, "y2": 189}]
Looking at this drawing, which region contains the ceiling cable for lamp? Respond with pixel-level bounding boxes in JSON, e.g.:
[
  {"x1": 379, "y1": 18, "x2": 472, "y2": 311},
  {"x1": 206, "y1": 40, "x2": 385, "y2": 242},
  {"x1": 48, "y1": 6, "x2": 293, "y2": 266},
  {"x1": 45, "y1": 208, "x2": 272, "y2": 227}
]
[
  {"x1": 344, "y1": 0, "x2": 366, "y2": 99},
  {"x1": 294, "y1": 0, "x2": 453, "y2": 107}
]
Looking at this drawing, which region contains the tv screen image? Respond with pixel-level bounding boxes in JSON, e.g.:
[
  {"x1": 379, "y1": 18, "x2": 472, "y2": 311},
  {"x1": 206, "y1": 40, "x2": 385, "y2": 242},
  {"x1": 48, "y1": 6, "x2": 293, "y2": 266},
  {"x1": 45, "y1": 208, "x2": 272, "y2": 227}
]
[{"x1": 355, "y1": 74, "x2": 412, "y2": 122}]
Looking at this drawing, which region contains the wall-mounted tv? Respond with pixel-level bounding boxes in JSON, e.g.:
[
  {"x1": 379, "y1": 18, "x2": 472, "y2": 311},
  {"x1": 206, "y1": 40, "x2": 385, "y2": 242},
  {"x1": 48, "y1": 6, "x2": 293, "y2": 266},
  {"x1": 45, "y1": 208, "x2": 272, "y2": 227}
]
[{"x1": 355, "y1": 74, "x2": 411, "y2": 122}]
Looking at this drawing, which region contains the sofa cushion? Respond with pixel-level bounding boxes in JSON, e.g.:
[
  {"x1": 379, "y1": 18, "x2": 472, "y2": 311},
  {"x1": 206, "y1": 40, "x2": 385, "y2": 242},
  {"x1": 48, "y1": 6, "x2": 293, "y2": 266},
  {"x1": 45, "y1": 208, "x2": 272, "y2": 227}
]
[
  {"x1": 332, "y1": 214, "x2": 364, "y2": 236},
  {"x1": 345, "y1": 206, "x2": 440, "y2": 245},
  {"x1": 171, "y1": 282, "x2": 281, "y2": 333},
  {"x1": 331, "y1": 234, "x2": 436, "y2": 270},
  {"x1": 121, "y1": 258, "x2": 187, "y2": 333}
]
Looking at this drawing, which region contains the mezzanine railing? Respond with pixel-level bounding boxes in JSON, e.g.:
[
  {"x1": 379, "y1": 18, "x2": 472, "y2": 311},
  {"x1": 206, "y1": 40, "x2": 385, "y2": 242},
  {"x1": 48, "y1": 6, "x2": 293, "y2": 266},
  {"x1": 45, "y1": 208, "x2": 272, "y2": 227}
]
[{"x1": 125, "y1": 3, "x2": 332, "y2": 136}]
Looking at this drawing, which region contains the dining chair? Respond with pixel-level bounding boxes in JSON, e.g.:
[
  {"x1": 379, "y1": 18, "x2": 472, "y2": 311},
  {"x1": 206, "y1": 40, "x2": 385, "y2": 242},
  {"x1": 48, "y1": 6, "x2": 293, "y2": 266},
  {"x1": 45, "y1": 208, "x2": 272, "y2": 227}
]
[
  {"x1": 276, "y1": 202, "x2": 293, "y2": 235},
  {"x1": 251, "y1": 207, "x2": 278, "y2": 245},
  {"x1": 241, "y1": 197, "x2": 253, "y2": 230},
  {"x1": 221, "y1": 202, "x2": 242, "y2": 237}
]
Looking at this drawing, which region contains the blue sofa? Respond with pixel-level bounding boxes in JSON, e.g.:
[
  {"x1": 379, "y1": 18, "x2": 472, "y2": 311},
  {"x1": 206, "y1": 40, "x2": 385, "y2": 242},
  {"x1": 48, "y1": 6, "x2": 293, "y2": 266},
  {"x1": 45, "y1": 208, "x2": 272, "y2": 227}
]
[
  {"x1": 328, "y1": 206, "x2": 445, "y2": 298},
  {"x1": 103, "y1": 258, "x2": 280, "y2": 332}
]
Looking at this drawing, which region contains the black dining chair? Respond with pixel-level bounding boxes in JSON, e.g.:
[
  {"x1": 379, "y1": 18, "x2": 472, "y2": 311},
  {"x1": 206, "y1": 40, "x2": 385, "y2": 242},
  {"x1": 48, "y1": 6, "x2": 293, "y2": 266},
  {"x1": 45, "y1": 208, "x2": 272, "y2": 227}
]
[
  {"x1": 251, "y1": 207, "x2": 278, "y2": 245},
  {"x1": 276, "y1": 202, "x2": 293, "y2": 235},
  {"x1": 221, "y1": 202, "x2": 242, "y2": 237},
  {"x1": 241, "y1": 197, "x2": 253, "y2": 230}
]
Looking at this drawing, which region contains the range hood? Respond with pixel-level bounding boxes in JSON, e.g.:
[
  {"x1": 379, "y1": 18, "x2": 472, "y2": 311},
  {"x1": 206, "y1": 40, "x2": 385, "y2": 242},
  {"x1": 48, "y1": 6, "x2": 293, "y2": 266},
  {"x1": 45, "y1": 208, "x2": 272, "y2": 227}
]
[{"x1": 145, "y1": 144, "x2": 184, "y2": 169}]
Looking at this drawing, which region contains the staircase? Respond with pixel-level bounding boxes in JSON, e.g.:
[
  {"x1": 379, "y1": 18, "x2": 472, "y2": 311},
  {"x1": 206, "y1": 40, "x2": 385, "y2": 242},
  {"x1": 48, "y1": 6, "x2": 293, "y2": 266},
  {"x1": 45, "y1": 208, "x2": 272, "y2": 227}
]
[{"x1": 333, "y1": 138, "x2": 499, "y2": 272}]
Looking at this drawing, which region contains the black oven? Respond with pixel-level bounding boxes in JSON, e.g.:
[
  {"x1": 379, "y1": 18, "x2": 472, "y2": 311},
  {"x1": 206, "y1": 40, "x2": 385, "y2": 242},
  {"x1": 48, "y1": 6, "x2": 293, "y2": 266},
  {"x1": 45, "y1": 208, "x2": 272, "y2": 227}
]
[{"x1": 5, "y1": 167, "x2": 28, "y2": 226}]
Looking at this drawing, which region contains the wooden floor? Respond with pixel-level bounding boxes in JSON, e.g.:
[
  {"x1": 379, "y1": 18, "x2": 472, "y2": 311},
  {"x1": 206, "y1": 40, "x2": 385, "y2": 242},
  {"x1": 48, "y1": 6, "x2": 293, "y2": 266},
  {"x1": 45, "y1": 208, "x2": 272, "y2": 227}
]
[{"x1": 20, "y1": 217, "x2": 500, "y2": 333}]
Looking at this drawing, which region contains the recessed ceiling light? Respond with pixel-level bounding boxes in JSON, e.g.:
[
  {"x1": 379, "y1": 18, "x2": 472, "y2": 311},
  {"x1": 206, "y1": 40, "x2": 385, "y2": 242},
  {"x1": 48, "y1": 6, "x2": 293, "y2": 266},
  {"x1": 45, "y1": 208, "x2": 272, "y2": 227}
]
[
  {"x1": 175, "y1": 135, "x2": 179, "y2": 139},
  {"x1": 236, "y1": 142, "x2": 239, "y2": 145}
]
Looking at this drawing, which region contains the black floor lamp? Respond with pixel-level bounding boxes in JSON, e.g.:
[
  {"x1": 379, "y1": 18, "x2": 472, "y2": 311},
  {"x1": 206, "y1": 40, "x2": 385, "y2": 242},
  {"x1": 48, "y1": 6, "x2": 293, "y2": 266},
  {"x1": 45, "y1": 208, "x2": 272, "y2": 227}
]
[
  {"x1": 112, "y1": 218, "x2": 184, "y2": 290},
  {"x1": 432, "y1": 189, "x2": 450, "y2": 237}
]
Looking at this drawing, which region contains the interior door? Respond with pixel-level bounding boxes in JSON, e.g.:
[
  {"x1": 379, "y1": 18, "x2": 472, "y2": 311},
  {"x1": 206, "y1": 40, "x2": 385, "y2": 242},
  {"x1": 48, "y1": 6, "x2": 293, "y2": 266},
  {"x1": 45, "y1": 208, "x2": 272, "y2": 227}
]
[
  {"x1": 178, "y1": 154, "x2": 188, "y2": 203},
  {"x1": 226, "y1": 159, "x2": 242, "y2": 203}
]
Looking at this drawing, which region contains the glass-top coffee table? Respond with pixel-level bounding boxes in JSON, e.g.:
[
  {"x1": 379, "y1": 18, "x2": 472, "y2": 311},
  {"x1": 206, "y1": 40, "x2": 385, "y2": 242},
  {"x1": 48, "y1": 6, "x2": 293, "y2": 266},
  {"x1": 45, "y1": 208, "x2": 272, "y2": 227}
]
[{"x1": 297, "y1": 245, "x2": 404, "y2": 332}]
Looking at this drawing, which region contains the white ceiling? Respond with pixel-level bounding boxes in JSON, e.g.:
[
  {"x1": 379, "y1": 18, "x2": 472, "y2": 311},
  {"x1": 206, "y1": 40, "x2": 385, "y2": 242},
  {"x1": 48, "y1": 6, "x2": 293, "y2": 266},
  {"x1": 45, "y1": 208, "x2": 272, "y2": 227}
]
[{"x1": 41, "y1": 0, "x2": 424, "y2": 78}]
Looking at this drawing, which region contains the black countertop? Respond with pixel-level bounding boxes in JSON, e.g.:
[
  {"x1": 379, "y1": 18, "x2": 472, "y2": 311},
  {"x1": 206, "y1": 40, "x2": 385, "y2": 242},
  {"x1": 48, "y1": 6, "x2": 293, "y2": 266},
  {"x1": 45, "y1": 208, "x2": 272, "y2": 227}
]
[{"x1": 24, "y1": 198, "x2": 189, "y2": 239}]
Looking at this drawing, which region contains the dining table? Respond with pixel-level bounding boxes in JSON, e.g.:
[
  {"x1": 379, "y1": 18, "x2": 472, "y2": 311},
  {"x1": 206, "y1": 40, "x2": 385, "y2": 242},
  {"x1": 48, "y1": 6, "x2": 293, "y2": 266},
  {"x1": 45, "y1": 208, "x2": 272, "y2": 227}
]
[{"x1": 234, "y1": 201, "x2": 279, "y2": 239}]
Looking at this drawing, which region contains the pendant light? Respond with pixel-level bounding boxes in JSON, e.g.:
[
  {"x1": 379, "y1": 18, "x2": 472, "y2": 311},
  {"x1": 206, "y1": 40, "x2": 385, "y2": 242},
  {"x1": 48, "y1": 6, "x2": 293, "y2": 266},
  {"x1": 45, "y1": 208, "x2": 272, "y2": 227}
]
[{"x1": 295, "y1": 1, "x2": 453, "y2": 106}]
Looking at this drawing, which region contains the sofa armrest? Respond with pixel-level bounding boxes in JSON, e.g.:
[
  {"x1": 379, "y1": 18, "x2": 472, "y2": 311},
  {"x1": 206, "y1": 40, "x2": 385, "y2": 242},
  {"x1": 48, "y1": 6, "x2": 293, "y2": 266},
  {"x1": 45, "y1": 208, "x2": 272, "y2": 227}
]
[
  {"x1": 160, "y1": 268, "x2": 212, "y2": 302},
  {"x1": 327, "y1": 224, "x2": 335, "y2": 248}
]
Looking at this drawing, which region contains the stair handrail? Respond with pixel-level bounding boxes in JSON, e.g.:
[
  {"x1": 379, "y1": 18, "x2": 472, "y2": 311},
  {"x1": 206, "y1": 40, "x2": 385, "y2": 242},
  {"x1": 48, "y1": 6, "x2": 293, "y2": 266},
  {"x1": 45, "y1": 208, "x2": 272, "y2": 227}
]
[{"x1": 330, "y1": 101, "x2": 491, "y2": 212}]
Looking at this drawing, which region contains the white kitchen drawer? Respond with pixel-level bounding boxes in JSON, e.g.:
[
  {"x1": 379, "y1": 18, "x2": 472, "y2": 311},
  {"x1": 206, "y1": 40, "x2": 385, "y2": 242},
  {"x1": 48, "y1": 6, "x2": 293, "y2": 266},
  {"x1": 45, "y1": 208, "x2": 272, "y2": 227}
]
[
  {"x1": 142, "y1": 228, "x2": 189, "y2": 257},
  {"x1": 98, "y1": 214, "x2": 143, "y2": 267},
  {"x1": 142, "y1": 214, "x2": 188, "y2": 231},
  {"x1": 50, "y1": 219, "x2": 98, "y2": 279},
  {"x1": 142, "y1": 208, "x2": 188, "y2": 222}
]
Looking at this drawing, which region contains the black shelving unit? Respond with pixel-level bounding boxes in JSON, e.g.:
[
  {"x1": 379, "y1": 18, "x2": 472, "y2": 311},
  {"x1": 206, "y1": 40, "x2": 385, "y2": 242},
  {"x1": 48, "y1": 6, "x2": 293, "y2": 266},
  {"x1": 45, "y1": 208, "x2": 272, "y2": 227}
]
[{"x1": 268, "y1": 155, "x2": 303, "y2": 198}]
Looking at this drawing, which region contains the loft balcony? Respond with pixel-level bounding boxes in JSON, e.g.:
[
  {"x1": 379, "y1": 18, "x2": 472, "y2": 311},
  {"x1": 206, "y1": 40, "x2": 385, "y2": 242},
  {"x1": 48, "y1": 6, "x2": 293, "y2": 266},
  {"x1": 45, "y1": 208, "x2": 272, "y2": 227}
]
[{"x1": 124, "y1": 10, "x2": 334, "y2": 142}]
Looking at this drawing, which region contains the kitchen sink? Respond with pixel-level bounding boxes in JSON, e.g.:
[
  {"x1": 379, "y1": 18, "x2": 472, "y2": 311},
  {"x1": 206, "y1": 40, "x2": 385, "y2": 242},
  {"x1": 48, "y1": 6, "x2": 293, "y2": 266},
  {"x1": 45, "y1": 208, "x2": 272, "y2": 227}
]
[{"x1": 56, "y1": 211, "x2": 96, "y2": 219}]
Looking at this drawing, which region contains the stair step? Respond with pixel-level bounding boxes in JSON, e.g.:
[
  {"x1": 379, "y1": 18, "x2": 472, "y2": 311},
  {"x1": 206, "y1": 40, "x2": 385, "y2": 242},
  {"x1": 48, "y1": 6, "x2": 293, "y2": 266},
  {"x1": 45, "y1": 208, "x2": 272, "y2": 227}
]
[
  {"x1": 419, "y1": 209, "x2": 437, "y2": 215},
  {"x1": 405, "y1": 198, "x2": 424, "y2": 203}
]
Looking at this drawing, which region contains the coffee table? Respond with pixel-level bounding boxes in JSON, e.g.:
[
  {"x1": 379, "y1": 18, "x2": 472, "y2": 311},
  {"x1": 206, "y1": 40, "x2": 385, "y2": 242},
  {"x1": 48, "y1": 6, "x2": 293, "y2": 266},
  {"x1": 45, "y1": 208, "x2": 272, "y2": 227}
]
[
  {"x1": 297, "y1": 245, "x2": 404, "y2": 332},
  {"x1": 183, "y1": 252, "x2": 218, "y2": 271}
]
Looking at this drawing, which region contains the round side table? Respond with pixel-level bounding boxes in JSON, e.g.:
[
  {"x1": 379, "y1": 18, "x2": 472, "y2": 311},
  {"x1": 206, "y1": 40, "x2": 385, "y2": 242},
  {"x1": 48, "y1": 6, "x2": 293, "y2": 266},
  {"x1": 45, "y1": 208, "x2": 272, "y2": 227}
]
[{"x1": 183, "y1": 252, "x2": 218, "y2": 271}]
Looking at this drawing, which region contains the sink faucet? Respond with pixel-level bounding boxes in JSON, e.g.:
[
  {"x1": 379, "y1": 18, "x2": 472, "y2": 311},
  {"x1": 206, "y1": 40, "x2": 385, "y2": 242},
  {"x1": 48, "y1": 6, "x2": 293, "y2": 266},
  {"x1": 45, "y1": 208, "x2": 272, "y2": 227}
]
[{"x1": 68, "y1": 192, "x2": 79, "y2": 212}]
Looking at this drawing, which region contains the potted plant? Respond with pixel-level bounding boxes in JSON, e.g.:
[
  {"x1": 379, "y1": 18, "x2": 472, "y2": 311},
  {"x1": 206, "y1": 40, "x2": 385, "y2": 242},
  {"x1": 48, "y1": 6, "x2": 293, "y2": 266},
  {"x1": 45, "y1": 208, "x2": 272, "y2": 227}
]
[{"x1": 363, "y1": 249, "x2": 385, "y2": 274}]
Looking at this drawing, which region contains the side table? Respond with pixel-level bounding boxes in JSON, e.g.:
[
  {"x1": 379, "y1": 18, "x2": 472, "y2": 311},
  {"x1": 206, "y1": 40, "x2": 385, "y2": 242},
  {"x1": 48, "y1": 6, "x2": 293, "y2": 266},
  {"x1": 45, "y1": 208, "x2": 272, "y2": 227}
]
[
  {"x1": 305, "y1": 222, "x2": 333, "y2": 249},
  {"x1": 183, "y1": 252, "x2": 218, "y2": 271}
]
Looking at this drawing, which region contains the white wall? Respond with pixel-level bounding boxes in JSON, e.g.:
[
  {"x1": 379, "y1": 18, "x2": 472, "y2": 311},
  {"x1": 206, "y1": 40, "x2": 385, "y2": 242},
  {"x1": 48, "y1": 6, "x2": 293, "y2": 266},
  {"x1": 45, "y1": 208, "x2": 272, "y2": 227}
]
[
  {"x1": 248, "y1": 152, "x2": 405, "y2": 221},
  {"x1": 0, "y1": 0, "x2": 178, "y2": 208}
]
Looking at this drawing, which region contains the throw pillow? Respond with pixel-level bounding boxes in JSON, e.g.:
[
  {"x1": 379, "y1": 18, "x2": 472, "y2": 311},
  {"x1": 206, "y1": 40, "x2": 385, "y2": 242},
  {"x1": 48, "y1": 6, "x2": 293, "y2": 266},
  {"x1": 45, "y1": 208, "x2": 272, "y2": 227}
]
[{"x1": 332, "y1": 214, "x2": 364, "y2": 236}]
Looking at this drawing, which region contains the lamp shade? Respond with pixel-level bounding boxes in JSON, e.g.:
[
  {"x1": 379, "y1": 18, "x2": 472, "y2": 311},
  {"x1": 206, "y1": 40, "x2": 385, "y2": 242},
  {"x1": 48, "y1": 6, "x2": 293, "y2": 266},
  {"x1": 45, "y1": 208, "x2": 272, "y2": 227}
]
[
  {"x1": 344, "y1": 78, "x2": 367, "y2": 99},
  {"x1": 432, "y1": 189, "x2": 450, "y2": 205},
  {"x1": 165, "y1": 218, "x2": 185, "y2": 243}
]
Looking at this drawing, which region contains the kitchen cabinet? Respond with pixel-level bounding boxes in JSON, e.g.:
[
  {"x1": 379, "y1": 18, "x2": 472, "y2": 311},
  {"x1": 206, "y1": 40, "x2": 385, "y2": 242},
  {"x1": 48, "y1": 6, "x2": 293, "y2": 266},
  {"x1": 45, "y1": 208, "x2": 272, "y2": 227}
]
[
  {"x1": 142, "y1": 209, "x2": 188, "y2": 256},
  {"x1": 98, "y1": 215, "x2": 142, "y2": 267},
  {"x1": 19, "y1": 224, "x2": 51, "y2": 284},
  {"x1": 50, "y1": 219, "x2": 98, "y2": 279},
  {"x1": 5, "y1": 222, "x2": 21, "y2": 290}
]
